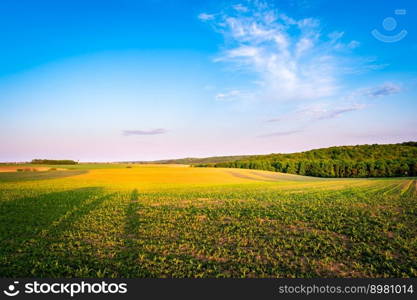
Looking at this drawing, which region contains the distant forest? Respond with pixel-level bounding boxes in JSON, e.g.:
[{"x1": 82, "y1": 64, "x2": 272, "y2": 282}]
[
  {"x1": 194, "y1": 142, "x2": 417, "y2": 178},
  {"x1": 31, "y1": 159, "x2": 78, "y2": 165}
]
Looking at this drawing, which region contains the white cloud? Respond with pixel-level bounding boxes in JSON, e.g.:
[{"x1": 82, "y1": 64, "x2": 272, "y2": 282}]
[
  {"x1": 198, "y1": 13, "x2": 215, "y2": 21},
  {"x1": 200, "y1": 1, "x2": 359, "y2": 102}
]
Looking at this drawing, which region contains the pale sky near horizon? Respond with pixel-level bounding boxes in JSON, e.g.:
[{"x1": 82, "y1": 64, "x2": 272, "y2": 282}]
[{"x1": 1, "y1": 0, "x2": 416, "y2": 162}]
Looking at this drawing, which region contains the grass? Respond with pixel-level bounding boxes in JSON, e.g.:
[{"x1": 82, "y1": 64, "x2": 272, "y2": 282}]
[
  {"x1": 0, "y1": 164, "x2": 416, "y2": 278},
  {"x1": 0, "y1": 170, "x2": 87, "y2": 182}
]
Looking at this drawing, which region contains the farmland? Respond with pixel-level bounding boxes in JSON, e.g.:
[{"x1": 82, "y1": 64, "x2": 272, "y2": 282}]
[{"x1": 0, "y1": 164, "x2": 416, "y2": 278}]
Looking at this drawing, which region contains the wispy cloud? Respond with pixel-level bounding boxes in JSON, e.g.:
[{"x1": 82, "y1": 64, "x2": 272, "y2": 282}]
[
  {"x1": 215, "y1": 89, "x2": 253, "y2": 101},
  {"x1": 267, "y1": 102, "x2": 364, "y2": 122},
  {"x1": 347, "y1": 40, "x2": 360, "y2": 49},
  {"x1": 258, "y1": 129, "x2": 302, "y2": 138},
  {"x1": 198, "y1": 13, "x2": 215, "y2": 21},
  {"x1": 328, "y1": 31, "x2": 360, "y2": 50},
  {"x1": 363, "y1": 82, "x2": 402, "y2": 98},
  {"x1": 232, "y1": 4, "x2": 249, "y2": 12},
  {"x1": 266, "y1": 80, "x2": 401, "y2": 124},
  {"x1": 297, "y1": 102, "x2": 364, "y2": 121},
  {"x1": 200, "y1": 1, "x2": 360, "y2": 102},
  {"x1": 122, "y1": 129, "x2": 167, "y2": 136}
]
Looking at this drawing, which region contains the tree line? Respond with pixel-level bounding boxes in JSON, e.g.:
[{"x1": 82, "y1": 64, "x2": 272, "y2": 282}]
[
  {"x1": 31, "y1": 159, "x2": 78, "y2": 165},
  {"x1": 195, "y1": 142, "x2": 417, "y2": 178}
]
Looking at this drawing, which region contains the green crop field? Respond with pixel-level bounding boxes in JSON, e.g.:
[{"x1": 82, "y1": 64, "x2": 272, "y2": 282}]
[{"x1": 0, "y1": 164, "x2": 416, "y2": 278}]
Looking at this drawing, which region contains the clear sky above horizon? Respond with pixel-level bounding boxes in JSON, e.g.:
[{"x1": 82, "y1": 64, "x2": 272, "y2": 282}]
[{"x1": 1, "y1": 0, "x2": 416, "y2": 162}]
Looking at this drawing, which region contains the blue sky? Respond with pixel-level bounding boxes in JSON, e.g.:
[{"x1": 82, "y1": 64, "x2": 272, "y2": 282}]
[{"x1": 0, "y1": 0, "x2": 416, "y2": 162}]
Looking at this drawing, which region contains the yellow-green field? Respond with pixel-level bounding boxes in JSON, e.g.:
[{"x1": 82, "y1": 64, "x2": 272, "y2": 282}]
[{"x1": 0, "y1": 164, "x2": 416, "y2": 277}]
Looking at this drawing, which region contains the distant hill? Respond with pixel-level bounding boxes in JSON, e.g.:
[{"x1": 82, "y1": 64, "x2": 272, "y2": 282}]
[
  {"x1": 132, "y1": 142, "x2": 417, "y2": 178},
  {"x1": 125, "y1": 155, "x2": 250, "y2": 165}
]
